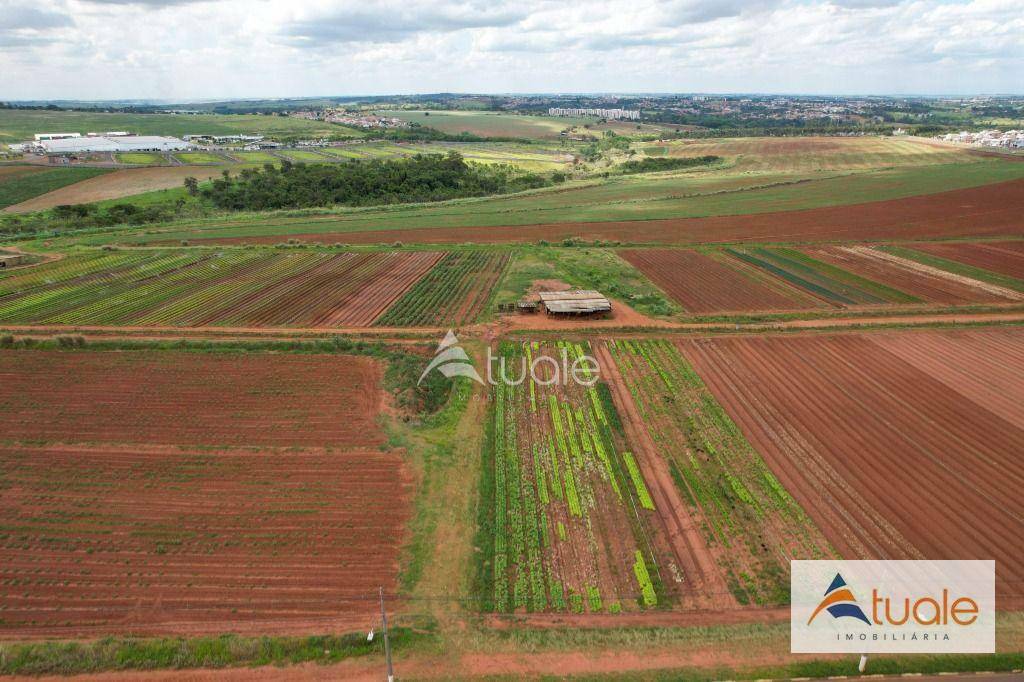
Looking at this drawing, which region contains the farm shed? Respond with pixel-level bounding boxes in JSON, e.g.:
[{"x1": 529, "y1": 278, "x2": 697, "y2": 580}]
[{"x1": 538, "y1": 290, "x2": 612, "y2": 316}]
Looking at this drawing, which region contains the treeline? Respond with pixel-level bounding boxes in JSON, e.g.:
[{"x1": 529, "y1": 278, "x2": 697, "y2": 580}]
[
  {"x1": 617, "y1": 155, "x2": 720, "y2": 174},
  {"x1": 200, "y1": 152, "x2": 552, "y2": 211},
  {"x1": 0, "y1": 200, "x2": 203, "y2": 239}
]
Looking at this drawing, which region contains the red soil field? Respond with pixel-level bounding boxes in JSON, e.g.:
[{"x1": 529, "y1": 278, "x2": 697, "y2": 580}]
[
  {"x1": 804, "y1": 245, "x2": 1023, "y2": 304},
  {"x1": 678, "y1": 329, "x2": 1024, "y2": 606},
  {"x1": 204, "y1": 177, "x2": 1024, "y2": 246},
  {"x1": 620, "y1": 249, "x2": 820, "y2": 313},
  {"x1": 0, "y1": 350, "x2": 410, "y2": 637},
  {"x1": 906, "y1": 240, "x2": 1024, "y2": 280},
  {"x1": 0, "y1": 444, "x2": 410, "y2": 637},
  {"x1": 0, "y1": 351, "x2": 384, "y2": 448},
  {"x1": 196, "y1": 251, "x2": 441, "y2": 328}
]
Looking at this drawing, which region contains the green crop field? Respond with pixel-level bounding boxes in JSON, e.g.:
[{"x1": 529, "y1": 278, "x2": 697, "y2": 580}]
[
  {"x1": 0, "y1": 166, "x2": 111, "y2": 208},
  {"x1": 374, "y1": 250, "x2": 510, "y2": 326},
  {"x1": 0, "y1": 110, "x2": 363, "y2": 144},
  {"x1": 111, "y1": 158, "x2": 1024, "y2": 245},
  {"x1": 604, "y1": 338, "x2": 834, "y2": 605},
  {"x1": 387, "y1": 110, "x2": 585, "y2": 139},
  {"x1": 276, "y1": 149, "x2": 331, "y2": 162},
  {"x1": 478, "y1": 340, "x2": 669, "y2": 613},
  {"x1": 724, "y1": 246, "x2": 921, "y2": 305},
  {"x1": 174, "y1": 152, "x2": 225, "y2": 164},
  {"x1": 115, "y1": 152, "x2": 167, "y2": 165},
  {"x1": 229, "y1": 151, "x2": 280, "y2": 164}
]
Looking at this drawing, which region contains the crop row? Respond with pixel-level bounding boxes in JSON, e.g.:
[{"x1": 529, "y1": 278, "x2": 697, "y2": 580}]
[
  {"x1": 605, "y1": 338, "x2": 833, "y2": 606},
  {"x1": 487, "y1": 340, "x2": 666, "y2": 614},
  {"x1": 0, "y1": 249, "x2": 452, "y2": 328},
  {"x1": 727, "y1": 247, "x2": 920, "y2": 305},
  {"x1": 375, "y1": 251, "x2": 510, "y2": 327}
]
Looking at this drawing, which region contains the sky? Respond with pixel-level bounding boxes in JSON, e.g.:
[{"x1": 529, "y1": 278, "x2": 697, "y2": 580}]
[{"x1": 1, "y1": 0, "x2": 1022, "y2": 101}]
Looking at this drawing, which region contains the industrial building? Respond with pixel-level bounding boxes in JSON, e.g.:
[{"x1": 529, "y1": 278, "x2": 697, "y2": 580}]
[
  {"x1": 537, "y1": 290, "x2": 612, "y2": 316},
  {"x1": 32, "y1": 135, "x2": 193, "y2": 155}
]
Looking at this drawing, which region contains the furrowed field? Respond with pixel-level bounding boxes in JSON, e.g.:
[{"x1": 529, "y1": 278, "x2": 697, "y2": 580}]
[
  {"x1": 597, "y1": 340, "x2": 834, "y2": 607},
  {"x1": 480, "y1": 341, "x2": 678, "y2": 614},
  {"x1": 0, "y1": 248, "x2": 510, "y2": 327},
  {"x1": 679, "y1": 328, "x2": 1024, "y2": 607},
  {"x1": 0, "y1": 350, "x2": 410, "y2": 636},
  {"x1": 623, "y1": 244, "x2": 1024, "y2": 314}
]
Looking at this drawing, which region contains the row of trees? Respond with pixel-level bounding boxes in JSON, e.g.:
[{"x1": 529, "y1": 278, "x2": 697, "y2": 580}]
[{"x1": 198, "y1": 152, "x2": 552, "y2": 211}]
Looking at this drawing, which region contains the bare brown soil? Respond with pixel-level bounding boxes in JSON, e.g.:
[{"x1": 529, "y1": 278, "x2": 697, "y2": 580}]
[
  {"x1": 678, "y1": 328, "x2": 1024, "y2": 607},
  {"x1": 620, "y1": 248, "x2": 817, "y2": 313},
  {"x1": 0, "y1": 351, "x2": 384, "y2": 448},
  {"x1": 201, "y1": 177, "x2": 1024, "y2": 246},
  {"x1": 908, "y1": 240, "x2": 1024, "y2": 280},
  {"x1": 806, "y1": 245, "x2": 1022, "y2": 304},
  {"x1": 2, "y1": 166, "x2": 226, "y2": 213},
  {"x1": 0, "y1": 351, "x2": 412, "y2": 637}
]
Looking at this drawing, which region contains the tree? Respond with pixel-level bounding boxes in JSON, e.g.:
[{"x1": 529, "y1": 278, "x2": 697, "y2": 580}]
[{"x1": 183, "y1": 177, "x2": 199, "y2": 196}]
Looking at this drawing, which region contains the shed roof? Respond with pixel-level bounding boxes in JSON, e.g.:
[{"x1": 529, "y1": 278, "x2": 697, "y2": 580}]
[
  {"x1": 538, "y1": 290, "x2": 606, "y2": 302},
  {"x1": 544, "y1": 299, "x2": 612, "y2": 314}
]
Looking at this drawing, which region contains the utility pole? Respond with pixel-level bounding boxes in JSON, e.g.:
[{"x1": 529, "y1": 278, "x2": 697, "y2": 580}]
[{"x1": 379, "y1": 586, "x2": 394, "y2": 682}]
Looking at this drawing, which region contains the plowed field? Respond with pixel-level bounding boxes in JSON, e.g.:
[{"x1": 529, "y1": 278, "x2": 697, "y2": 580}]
[
  {"x1": 619, "y1": 249, "x2": 820, "y2": 313},
  {"x1": 906, "y1": 241, "x2": 1024, "y2": 280},
  {"x1": 805, "y1": 245, "x2": 1024, "y2": 305},
  {"x1": 678, "y1": 329, "x2": 1024, "y2": 606},
  {"x1": 0, "y1": 350, "x2": 410, "y2": 636},
  {"x1": 0, "y1": 351, "x2": 384, "y2": 447},
  {"x1": 0, "y1": 250, "x2": 442, "y2": 328}
]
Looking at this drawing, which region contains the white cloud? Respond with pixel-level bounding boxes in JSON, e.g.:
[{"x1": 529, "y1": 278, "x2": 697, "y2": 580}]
[{"x1": 0, "y1": 0, "x2": 1021, "y2": 99}]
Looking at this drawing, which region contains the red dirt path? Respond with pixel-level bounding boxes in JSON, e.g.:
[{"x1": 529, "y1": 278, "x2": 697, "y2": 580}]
[
  {"x1": 200, "y1": 177, "x2": 1024, "y2": 246},
  {"x1": 678, "y1": 329, "x2": 1024, "y2": 606}
]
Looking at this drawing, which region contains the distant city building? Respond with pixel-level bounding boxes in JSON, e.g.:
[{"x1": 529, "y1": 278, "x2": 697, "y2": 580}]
[
  {"x1": 547, "y1": 107, "x2": 640, "y2": 120},
  {"x1": 939, "y1": 129, "x2": 1024, "y2": 149}
]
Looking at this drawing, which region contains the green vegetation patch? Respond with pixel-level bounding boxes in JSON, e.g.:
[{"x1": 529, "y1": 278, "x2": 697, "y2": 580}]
[
  {"x1": 375, "y1": 250, "x2": 511, "y2": 326},
  {"x1": 175, "y1": 152, "x2": 226, "y2": 164},
  {"x1": 726, "y1": 247, "x2": 920, "y2": 306},
  {"x1": 0, "y1": 167, "x2": 111, "y2": 208},
  {"x1": 0, "y1": 627, "x2": 436, "y2": 676},
  {"x1": 203, "y1": 152, "x2": 551, "y2": 211},
  {"x1": 494, "y1": 247, "x2": 679, "y2": 318},
  {"x1": 116, "y1": 152, "x2": 167, "y2": 165},
  {"x1": 606, "y1": 339, "x2": 834, "y2": 605}
]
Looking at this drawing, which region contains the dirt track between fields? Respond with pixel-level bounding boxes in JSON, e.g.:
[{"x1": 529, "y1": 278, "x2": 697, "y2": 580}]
[{"x1": 196, "y1": 177, "x2": 1024, "y2": 246}]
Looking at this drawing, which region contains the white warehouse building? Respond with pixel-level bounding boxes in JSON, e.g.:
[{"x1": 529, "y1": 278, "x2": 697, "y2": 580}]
[{"x1": 37, "y1": 135, "x2": 193, "y2": 154}]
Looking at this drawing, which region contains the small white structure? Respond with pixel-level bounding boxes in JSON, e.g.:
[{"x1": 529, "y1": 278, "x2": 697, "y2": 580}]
[{"x1": 34, "y1": 133, "x2": 81, "y2": 141}]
